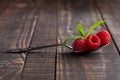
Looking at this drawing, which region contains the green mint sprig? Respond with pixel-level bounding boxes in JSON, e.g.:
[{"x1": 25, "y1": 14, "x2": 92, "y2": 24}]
[
  {"x1": 85, "y1": 20, "x2": 104, "y2": 38},
  {"x1": 76, "y1": 23, "x2": 85, "y2": 38},
  {"x1": 62, "y1": 20, "x2": 105, "y2": 47}
]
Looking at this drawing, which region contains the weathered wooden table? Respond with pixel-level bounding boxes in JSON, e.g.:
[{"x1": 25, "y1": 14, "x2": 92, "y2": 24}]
[{"x1": 0, "y1": 0, "x2": 120, "y2": 80}]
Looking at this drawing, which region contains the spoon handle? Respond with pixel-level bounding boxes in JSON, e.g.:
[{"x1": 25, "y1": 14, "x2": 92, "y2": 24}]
[{"x1": 2, "y1": 44, "x2": 72, "y2": 53}]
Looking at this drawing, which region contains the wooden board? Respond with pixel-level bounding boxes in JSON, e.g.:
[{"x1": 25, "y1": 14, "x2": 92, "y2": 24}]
[
  {"x1": 20, "y1": 0, "x2": 57, "y2": 80},
  {"x1": 56, "y1": 0, "x2": 120, "y2": 80},
  {"x1": 0, "y1": 0, "x2": 38, "y2": 80},
  {"x1": 96, "y1": 0, "x2": 120, "y2": 53},
  {"x1": 0, "y1": 0, "x2": 120, "y2": 80}
]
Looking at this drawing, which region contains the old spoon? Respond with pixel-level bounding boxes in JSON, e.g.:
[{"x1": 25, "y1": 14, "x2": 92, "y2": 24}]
[{"x1": 2, "y1": 43, "x2": 108, "y2": 53}]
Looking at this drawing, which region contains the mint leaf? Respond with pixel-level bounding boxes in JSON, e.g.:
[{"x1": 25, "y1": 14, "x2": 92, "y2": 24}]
[
  {"x1": 85, "y1": 20, "x2": 105, "y2": 38},
  {"x1": 62, "y1": 36, "x2": 82, "y2": 47},
  {"x1": 76, "y1": 23, "x2": 85, "y2": 37}
]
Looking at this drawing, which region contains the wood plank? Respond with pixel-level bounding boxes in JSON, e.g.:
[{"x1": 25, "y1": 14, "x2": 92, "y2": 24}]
[
  {"x1": 56, "y1": 0, "x2": 120, "y2": 80},
  {"x1": 0, "y1": 0, "x2": 11, "y2": 15},
  {"x1": 0, "y1": 0, "x2": 38, "y2": 80},
  {"x1": 96, "y1": 0, "x2": 120, "y2": 52},
  {"x1": 21, "y1": 0, "x2": 57, "y2": 80}
]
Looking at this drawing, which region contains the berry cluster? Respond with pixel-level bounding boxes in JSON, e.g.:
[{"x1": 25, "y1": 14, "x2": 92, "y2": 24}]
[
  {"x1": 72, "y1": 30, "x2": 110, "y2": 52},
  {"x1": 63, "y1": 20, "x2": 110, "y2": 52}
]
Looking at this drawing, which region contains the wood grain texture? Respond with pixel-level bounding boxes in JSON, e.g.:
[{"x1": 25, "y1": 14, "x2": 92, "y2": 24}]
[
  {"x1": 96, "y1": 0, "x2": 120, "y2": 53},
  {"x1": 0, "y1": 0, "x2": 11, "y2": 15},
  {"x1": 0, "y1": 0, "x2": 38, "y2": 80},
  {"x1": 20, "y1": 0, "x2": 57, "y2": 80},
  {"x1": 0, "y1": 0, "x2": 120, "y2": 80},
  {"x1": 56, "y1": 0, "x2": 120, "y2": 80}
]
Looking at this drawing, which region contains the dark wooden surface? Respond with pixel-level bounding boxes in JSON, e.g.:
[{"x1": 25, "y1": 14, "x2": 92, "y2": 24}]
[{"x1": 0, "y1": 0, "x2": 120, "y2": 80}]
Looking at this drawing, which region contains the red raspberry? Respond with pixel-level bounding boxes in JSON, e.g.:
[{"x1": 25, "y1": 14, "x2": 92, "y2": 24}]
[
  {"x1": 96, "y1": 30, "x2": 110, "y2": 46},
  {"x1": 86, "y1": 35, "x2": 101, "y2": 51},
  {"x1": 72, "y1": 38, "x2": 87, "y2": 52}
]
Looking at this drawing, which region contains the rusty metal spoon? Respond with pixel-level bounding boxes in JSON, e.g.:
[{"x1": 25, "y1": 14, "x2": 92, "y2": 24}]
[{"x1": 2, "y1": 43, "x2": 108, "y2": 53}]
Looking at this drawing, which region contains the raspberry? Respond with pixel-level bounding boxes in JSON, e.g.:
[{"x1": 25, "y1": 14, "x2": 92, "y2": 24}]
[
  {"x1": 96, "y1": 30, "x2": 110, "y2": 46},
  {"x1": 72, "y1": 38, "x2": 87, "y2": 52},
  {"x1": 86, "y1": 35, "x2": 101, "y2": 51}
]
